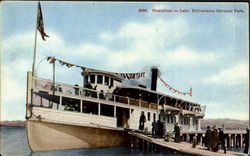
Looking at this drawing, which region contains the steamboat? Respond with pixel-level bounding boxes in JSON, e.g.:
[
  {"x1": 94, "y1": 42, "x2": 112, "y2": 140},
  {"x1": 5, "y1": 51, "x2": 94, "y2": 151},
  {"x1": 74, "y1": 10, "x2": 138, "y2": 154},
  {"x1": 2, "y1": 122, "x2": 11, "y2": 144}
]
[
  {"x1": 26, "y1": 65, "x2": 206, "y2": 152},
  {"x1": 25, "y1": 1, "x2": 206, "y2": 152}
]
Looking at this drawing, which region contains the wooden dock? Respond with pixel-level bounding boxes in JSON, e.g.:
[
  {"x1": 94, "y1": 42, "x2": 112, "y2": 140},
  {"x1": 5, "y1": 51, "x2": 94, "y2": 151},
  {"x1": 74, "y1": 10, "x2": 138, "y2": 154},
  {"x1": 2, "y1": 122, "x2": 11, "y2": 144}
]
[{"x1": 128, "y1": 131, "x2": 247, "y2": 156}]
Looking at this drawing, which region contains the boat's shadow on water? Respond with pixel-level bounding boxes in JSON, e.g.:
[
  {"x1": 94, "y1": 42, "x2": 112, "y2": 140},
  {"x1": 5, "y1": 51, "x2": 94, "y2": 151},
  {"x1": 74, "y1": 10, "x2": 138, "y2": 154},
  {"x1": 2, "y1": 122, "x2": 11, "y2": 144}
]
[
  {"x1": 27, "y1": 147, "x2": 188, "y2": 156},
  {"x1": 28, "y1": 147, "x2": 245, "y2": 156}
]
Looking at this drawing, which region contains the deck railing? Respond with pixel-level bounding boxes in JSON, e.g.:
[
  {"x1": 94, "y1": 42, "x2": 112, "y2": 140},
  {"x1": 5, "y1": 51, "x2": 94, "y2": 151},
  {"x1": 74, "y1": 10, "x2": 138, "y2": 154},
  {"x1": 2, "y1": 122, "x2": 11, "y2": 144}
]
[
  {"x1": 34, "y1": 77, "x2": 158, "y2": 109},
  {"x1": 33, "y1": 77, "x2": 204, "y2": 114},
  {"x1": 199, "y1": 106, "x2": 206, "y2": 115}
]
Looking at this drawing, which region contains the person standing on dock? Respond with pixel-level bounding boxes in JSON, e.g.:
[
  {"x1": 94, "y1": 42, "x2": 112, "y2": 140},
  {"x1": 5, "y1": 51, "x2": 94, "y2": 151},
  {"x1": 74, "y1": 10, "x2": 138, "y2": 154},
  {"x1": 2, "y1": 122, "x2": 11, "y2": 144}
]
[
  {"x1": 174, "y1": 123, "x2": 181, "y2": 143},
  {"x1": 243, "y1": 128, "x2": 249, "y2": 154},
  {"x1": 152, "y1": 119, "x2": 157, "y2": 138},
  {"x1": 205, "y1": 126, "x2": 212, "y2": 151},
  {"x1": 212, "y1": 126, "x2": 219, "y2": 152},
  {"x1": 157, "y1": 120, "x2": 164, "y2": 138},
  {"x1": 139, "y1": 111, "x2": 146, "y2": 130},
  {"x1": 218, "y1": 128, "x2": 226, "y2": 154}
]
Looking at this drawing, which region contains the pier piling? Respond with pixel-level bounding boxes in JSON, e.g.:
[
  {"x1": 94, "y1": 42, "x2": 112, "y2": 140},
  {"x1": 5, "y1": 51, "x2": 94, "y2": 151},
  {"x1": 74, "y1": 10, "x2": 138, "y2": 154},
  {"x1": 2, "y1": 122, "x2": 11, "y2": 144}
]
[{"x1": 192, "y1": 136, "x2": 197, "y2": 148}]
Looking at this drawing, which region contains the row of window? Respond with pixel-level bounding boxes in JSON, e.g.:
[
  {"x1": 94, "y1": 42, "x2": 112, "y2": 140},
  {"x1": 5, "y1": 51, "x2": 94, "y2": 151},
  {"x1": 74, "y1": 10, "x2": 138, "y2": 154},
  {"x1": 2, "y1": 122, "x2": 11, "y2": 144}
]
[
  {"x1": 180, "y1": 117, "x2": 190, "y2": 125},
  {"x1": 145, "y1": 112, "x2": 156, "y2": 122},
  {"x1": 165, "y1": 114, "x2": 176, "y2": 124},
  {"x1": 85, "y1": 75, "x2": 114, "y2": 86},
  {"x1": 164, "y1": 115, "x2": 195, "y2": 125}
]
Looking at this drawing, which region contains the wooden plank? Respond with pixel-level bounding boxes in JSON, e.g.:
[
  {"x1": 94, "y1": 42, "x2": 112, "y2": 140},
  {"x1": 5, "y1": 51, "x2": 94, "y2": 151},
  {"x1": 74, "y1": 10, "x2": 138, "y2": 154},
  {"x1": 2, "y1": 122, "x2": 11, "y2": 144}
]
[{"x1": 128, "y1": 131, "x2": 247, "y2": 156}]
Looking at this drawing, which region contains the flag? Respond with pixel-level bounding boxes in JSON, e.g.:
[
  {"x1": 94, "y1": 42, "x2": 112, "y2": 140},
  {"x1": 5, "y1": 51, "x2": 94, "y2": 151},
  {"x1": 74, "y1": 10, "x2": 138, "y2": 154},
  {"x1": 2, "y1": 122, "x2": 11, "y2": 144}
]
[
  {"x1": 49, "y1": 58, "x2": 56, "y2": 64},
  {"x1": 47, "y1": 56, "x2": 51, "y2": 61},
  {"x1": 37, "y1": 2, "x2": 49, "y2": 41}
]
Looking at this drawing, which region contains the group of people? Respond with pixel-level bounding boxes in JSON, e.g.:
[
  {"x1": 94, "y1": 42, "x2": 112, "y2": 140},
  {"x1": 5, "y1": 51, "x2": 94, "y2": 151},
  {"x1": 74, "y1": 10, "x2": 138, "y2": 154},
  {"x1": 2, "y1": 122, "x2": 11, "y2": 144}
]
[
  {"x1": 139, "y1": 112, "x2": 181, "y2": 143},
  {"x1": 99, "y1": 86, "x2": 112, "y2": 100},
  {"x1": 151, "y1": 119, "x2": 164, "y2": 138},
  {"x1": 84, "y1": 81, "x2": 113, "y2": 100},
  {"x1": 84, "y1": 82, "x2": 97, "y2": 97},
  {"x1": 64, "y1": 103, "x2": 80, "y2": 112},
  {"x1": 139, "y1": 111, "x2": 164, "y2": 138},
  {"x1": 205, "y1": 126, "x2": 226, "y2": 153},
  {"x1": 139, "y1": 113, "x2": 249, "y2": 154},
  {"x1": 205, "y1": 126, "x2": 250, "y2": 154},
  {"x1": 139, "y1": 112, "x2": 164, "y2": 138}
]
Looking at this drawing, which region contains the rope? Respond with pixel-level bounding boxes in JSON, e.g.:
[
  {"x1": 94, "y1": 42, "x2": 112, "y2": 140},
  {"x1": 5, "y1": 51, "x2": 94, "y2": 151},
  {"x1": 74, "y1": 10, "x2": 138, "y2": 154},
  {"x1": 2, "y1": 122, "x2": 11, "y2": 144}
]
[{"x1": 25, "y1": 103, "x2": 45, "y2": 120}]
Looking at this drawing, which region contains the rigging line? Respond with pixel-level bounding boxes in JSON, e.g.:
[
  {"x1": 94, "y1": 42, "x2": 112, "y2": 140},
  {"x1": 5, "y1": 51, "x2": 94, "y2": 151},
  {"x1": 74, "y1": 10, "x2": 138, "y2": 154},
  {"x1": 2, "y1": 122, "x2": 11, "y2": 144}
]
[
  {"x1": 51, "y1": 56, "x2": 145, "y2": 74},
  {"x1": 35, "y1": 56, "x2": 48, "y2": 77},
  {"x1": 39, "y1": 54, "x2": 146, "y2": 78},
  {"x1": 160, "y1": 77, "x2": 191, "y2": 94}
]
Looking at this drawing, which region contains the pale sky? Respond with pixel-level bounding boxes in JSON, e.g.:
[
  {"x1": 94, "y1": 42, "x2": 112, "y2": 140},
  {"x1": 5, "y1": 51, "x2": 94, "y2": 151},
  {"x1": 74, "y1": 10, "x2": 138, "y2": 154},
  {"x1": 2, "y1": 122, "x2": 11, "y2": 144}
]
[{"x1": 1, "y1": 2, "x2": 249, "y2": 120}]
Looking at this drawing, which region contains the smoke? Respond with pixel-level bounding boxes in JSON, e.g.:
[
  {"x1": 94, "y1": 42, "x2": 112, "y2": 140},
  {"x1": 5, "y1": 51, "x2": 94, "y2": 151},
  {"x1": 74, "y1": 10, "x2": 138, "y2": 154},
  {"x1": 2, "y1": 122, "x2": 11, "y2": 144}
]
[{"x1": 122, "y1": 65, "x2": 162, "y2": 89}]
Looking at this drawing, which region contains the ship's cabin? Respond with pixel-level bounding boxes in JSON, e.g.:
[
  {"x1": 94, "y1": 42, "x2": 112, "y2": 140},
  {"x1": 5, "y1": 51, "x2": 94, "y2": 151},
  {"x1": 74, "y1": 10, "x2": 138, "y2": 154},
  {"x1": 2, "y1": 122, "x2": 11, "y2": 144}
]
[{"x1": 82, "y1": 70, "x2": 123, "y2": 94}]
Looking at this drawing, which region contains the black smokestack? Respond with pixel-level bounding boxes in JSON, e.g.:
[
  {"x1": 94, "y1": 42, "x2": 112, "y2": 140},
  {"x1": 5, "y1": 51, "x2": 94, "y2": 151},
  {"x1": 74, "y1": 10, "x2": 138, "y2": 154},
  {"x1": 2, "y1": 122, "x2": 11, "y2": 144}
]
[{"x1": 151, "y1": 68, "x2": 158, "y2": 91}]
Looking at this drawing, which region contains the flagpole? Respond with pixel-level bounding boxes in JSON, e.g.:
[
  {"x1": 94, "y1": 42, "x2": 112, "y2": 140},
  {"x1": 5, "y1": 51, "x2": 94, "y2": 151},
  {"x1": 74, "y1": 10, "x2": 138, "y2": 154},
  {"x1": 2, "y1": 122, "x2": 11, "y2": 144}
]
[{"x1": 32, "y1": 1, "x2": 39, "y2": 77}]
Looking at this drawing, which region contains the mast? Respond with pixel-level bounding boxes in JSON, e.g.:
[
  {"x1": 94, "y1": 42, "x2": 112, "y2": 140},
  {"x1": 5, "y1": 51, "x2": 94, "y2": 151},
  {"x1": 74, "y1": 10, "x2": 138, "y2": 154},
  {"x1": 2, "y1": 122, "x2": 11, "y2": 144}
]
[
  {"x1": 52, "y1": 57, "x2": 56, "y2": 108},
  {"x1": 32, "y1": 2, "x2": 39, "y2": 78}
]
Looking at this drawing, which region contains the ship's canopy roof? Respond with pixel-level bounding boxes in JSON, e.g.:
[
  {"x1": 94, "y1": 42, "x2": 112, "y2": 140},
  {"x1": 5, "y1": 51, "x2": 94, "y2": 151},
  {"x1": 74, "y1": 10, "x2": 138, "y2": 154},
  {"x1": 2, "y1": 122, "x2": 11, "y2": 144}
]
[{"x1": 116, "y1": 85, "x2": 201, "y2": 107}]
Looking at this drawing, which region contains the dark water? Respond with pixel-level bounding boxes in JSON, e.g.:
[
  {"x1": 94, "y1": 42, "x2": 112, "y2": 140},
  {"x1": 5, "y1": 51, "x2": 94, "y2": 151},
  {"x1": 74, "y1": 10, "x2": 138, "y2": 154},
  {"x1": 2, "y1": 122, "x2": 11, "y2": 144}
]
[{"x1": 1, "y1": 126, "x2": 187, "y2": 156}]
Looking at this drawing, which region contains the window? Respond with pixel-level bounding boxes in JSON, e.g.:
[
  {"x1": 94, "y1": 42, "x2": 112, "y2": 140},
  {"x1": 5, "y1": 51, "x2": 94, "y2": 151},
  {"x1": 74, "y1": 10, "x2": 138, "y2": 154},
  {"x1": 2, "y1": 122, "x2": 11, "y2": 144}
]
[
  {"x1": 184, "y1": 117, "x2": 190, "y2": 125},
  {"x1": 90, "y1": 75, "x2": 95, "y2": 83},
  {"x1": 148, "y1": 112, "x2": 150, "y2": 121},
  {"x1": 97, "y1": 75, "x2": 103, "y2": 84},
  {"x1": 184, "y1": 118, "x2": 187, "y2": 124},
  {"x1": 193, "y1": 118, "x2": 196, "y2": 125},
  {"x1": 100, "y1": 104, "x2": 114, "y2": 117},
  {"x1": 171, "y1": 116, "x2": 174, "y2": 123},
  {"x1": 110, "y1": 78, "x2": 114, "y2": 86},
  {"x1": 62, "y1": 97, "x2": 80, "y2": 112},
  {"x1": 82, "y1": 100, "x2": 98, "y2": 115},
  {"x1": 180, "y1": 117, "x2": 184, "y2": 124},
  {"x1": 104, "y1": 76, "x2": 109, "y2": 85},
  {"x1": 153, "y1": 113, "x2": 156, "y2": 121},
  {"x1": 84, "y1": 75, "x2": 88, "y2": 84}
]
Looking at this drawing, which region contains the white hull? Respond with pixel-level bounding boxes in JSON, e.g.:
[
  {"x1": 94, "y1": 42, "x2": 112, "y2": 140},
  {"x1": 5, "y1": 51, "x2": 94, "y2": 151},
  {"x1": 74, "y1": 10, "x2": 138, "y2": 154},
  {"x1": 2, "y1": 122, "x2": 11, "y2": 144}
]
[{"x1": 26, "y1": 120, "x2": 131, "y2": 152}]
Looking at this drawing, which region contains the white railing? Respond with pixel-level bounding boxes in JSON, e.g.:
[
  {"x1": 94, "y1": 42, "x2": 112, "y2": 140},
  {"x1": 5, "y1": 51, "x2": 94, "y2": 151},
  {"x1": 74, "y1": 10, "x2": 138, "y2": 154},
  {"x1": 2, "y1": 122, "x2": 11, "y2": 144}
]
[
  {"x1": 200, "y1": 106, "x2": 206, "y2": 115},
  {"x1": 33, "y1": 77, "x2": 158, "y2": 109}
]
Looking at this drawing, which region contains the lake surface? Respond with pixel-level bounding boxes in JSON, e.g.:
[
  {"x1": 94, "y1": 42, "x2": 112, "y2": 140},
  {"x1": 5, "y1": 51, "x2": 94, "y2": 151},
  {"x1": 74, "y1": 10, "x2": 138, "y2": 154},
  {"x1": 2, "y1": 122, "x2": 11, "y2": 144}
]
[
  {"x1": 1, "y1": 126, "x2": 245, "y2": 156},
  {"x1": 1, "y1": 126, "x2": 186, "y2": 156}
]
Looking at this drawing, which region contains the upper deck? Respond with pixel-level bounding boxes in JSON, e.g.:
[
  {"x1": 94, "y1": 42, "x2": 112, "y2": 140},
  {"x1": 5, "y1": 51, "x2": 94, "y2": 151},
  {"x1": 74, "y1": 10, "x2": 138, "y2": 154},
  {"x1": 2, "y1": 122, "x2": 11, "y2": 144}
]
[
  {"x1": 80, "y1": 69, "x2": 205, "y2": 116},
  {"x1": 32, "y1": 75, "x2": 205, "y2": 116},
  {"x1": 116, "y1": 85, "x2": 205, "y2": 116}
]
